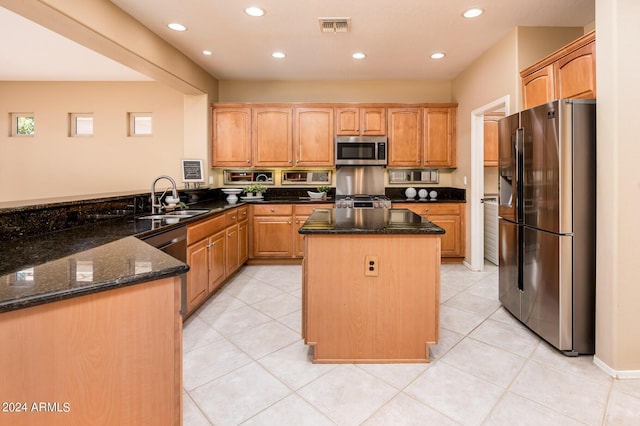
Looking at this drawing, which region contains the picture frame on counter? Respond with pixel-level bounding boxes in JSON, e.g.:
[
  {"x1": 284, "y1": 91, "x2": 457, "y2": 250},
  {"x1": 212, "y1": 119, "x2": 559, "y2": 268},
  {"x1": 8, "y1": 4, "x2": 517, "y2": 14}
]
[{"x1": 181, "y1": 159, "x2": 205, "y2": 183}]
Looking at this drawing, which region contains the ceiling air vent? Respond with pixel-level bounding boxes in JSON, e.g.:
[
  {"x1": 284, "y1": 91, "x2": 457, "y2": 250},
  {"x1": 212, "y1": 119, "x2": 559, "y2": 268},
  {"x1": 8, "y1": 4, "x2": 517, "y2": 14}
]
[{"x1": 318, "y1": 17, "x2": 351, "y2": 33}]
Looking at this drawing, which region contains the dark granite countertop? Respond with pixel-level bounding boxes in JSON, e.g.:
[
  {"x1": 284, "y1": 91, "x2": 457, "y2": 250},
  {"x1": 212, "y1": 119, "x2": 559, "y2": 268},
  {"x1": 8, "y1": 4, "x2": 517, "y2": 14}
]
[
  {"x1": 298, "y1": 208, "x2": 445, "y2": 235},
  {"x1": 0, "y1": 237, "x2": 188, "y2": 313},
  {"x1": 0, "y1": 185, "x2": 462, "y2": 313}
]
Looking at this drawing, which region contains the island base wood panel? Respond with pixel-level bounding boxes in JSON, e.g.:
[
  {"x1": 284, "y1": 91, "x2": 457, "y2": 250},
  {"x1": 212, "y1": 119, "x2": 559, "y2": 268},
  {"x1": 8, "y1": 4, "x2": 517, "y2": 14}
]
[
  {"x1": 0, "y1": 277, "x2": 182, "y2": 426},
  {"x1": 303, "y1": 234, "x2": 440, "y2": 363}
]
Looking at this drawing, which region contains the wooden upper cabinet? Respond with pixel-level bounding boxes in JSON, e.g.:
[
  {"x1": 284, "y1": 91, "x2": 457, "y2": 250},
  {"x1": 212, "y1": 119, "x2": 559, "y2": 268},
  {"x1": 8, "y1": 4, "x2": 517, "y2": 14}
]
[
  {"x1": 522, "y1": 64, "x2": 555, "y2": 110},
  {"x1": 336, "y1": 107, "x2": 386, "y2": 135},
  {"x1": 252, "y1": 107, "x2": 293, "y2": 167},
  {"x1": 294, "y1": 107, "x2": 334, "y2": 166},
  {"x1": 521, "y1": 31, "x2": 595, "y2": 109},
  {"x1": 555, "y1": 41, "x2": 596, "y2": 100},
  {"x1": 423, "y1": 107, "x2": 456, "y2": 167},
  {"x1": 387, "y1": 108, "x2": 422, "y2": 167},
  {"x1": 212, "y1": 108, "x2": 252, "y2": 166},
  {"x1": 483, "y1": 112, "x2": 503, "y2": 167}
]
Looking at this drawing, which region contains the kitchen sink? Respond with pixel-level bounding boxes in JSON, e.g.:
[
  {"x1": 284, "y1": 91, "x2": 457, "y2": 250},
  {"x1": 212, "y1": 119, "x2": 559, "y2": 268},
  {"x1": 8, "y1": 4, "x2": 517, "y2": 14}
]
[{"x1": 136, "y1": 209, "x2": 210, "y2": 220}]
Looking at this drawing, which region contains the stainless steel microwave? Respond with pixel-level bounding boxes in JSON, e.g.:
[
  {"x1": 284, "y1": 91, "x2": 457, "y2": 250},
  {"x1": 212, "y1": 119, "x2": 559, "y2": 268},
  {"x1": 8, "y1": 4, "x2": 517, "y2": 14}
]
[{"x1": 335, "y1": 136, "x2": 387, "y2": 166}]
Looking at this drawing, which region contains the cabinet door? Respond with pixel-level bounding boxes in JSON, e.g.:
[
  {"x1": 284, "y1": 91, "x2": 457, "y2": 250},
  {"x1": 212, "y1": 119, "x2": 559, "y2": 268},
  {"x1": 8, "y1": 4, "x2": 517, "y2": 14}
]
[
  {"x1": 335, "y1": 108, "x2": 360, "y2": 135},
  {"x1": 208, "y1": 230, "x2": 226, "y2": 293},
  {"x1": 212, "y1": 108, "x2": 252, "y2": 166},
  {"x1": 238, "y1": 220, "x2": 249, "y2": 264},
  {"x1": 483, "y1": 114, "x2": 502, "y2": 167},
  {"x1": 387, "y1": 108, "x2": 422, "y2": 167},
  {"x1": 360, "y1": 108, "x2": 386, "y2": 135},
  {"x1": 294, "y1": 215, "x2": 309, "y2": 257},
  {"x1": 226, "y1": 224, "x2": 239, "y2": 275},
  {"x1": 294, "y1": 108, "x2": 335, "y2": 166},
  {"x1": 252, "y1": 216, "x2": 294, "y2": 257},
  {"x1": 522, "y1": 64, "x2": 555, "y2": 109},
  {"x1": 252, "y1": 107, "x2": 293, "y2": 166},
  {"x1": 427, "y1": 215, "x2": 461, "y2": 257},
  {"x1": 335, "y1": 107, "x2": 386, "y2": 135},
  {"x1": 423, "y1": 107, "x2": 456, "y2": 167},
  {"x1": 555, "y1": 41, "x2": 596, "y2": 100},
  {"x1": 186, "y1": 238, "x2": 209, "y2": 313}
]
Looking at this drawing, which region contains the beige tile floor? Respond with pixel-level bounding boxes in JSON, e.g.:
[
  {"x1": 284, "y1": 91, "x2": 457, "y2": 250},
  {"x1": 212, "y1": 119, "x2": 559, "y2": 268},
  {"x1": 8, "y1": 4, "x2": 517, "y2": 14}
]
[{"x1": 182, "y1": 263, "x2": 640, "y2": 425}]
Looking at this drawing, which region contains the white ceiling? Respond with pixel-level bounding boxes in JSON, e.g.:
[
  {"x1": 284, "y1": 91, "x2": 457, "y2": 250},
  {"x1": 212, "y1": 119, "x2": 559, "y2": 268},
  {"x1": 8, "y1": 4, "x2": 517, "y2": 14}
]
[{"x1": 1, "y1": 1, "x2": 594, "y2": 81}]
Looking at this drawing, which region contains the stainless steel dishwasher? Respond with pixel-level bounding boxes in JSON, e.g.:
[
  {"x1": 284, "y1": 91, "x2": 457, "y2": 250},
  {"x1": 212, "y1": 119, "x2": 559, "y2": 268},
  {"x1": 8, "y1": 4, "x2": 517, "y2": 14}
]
[
  {"x1": 141, "y1": 226, "x2": 187, "y2": 262},
  {"x1": 141, "y1": 226, "x2": 188, "y2": 316}
]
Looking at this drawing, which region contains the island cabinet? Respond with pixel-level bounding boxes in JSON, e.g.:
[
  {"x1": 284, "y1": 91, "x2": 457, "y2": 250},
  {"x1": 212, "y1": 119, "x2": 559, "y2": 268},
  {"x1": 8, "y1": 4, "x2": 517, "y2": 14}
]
[
  {"x1": 185, "y1": 206, "x2": 248, "y2": 315},
  {"x1": 521, "y1": 31, "x2": 596, "y2": 109},
  {"x1": 394, "y1": 202, "x2": 465, "y2": 261},
  {"x1": 212, "y1": 107, "x2": 252, "y2": 166},
  {"x1": 335, "y1": 107, "x2": 386, "y2": 136},
  {"x1": 0, "y1": 275, "x2": 183, "y2": 425},
  {"x1": 252, "y1": 107, "x2": 293, "y2": 166}
]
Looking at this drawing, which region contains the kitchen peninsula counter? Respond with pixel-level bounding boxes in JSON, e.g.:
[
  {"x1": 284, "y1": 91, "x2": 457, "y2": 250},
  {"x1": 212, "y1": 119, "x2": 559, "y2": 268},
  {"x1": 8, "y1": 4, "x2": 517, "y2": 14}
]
[{"x1": 299, "y1": 208, "x2": 443, "y2": 363}]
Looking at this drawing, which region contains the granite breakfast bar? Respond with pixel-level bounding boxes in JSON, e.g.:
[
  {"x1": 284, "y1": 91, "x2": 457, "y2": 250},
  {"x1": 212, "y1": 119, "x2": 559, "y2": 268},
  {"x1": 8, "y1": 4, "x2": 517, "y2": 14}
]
[{"x1": 299, "y1": 208, "x2": 445, "y2": 363}]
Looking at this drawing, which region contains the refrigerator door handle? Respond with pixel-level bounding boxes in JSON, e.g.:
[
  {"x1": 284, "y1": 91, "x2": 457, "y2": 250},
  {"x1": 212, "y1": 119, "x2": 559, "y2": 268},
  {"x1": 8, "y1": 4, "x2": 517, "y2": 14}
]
[{"x1": 516, "y1": 128, "x2": 524, "y2": 223}]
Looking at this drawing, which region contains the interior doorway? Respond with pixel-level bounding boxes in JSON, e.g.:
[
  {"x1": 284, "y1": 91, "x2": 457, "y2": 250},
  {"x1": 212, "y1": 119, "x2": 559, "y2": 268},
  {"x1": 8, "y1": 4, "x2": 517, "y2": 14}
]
[{"x1": 467, "y1": 96, "x2": 510, "y2": 272}]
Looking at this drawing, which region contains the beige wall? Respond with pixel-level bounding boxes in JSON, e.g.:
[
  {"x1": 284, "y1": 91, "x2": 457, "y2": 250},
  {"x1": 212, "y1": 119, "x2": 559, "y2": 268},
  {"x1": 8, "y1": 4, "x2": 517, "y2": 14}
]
[
  {"x1": 517, "y1": 27, "x2": 585, "y2": 71},
  {"x1": 0, "y1": 0, "x2": 218, "y2": 97},
  {"x1": 594, "y1": 0, "x2": 640, "y2": 374},
  {"x1": 219, "y1": 80, "x2": 452, "y2": 103},
  {"x1": 0, "y1": 82, "x2": 187, "y2": 202}
]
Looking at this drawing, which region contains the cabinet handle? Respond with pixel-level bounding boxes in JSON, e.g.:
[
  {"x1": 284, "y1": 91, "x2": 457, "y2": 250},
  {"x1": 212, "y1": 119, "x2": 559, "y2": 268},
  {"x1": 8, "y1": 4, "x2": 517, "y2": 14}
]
[{"x1": 231, "y1": 215, "x2": 236, "y2": 220}]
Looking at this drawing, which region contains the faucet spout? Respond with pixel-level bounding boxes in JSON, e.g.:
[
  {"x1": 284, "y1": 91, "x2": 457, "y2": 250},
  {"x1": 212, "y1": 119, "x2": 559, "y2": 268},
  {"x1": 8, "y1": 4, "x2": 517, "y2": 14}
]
[{"x1": 151, "y1": 175, "x2": 178, "y2": 214}]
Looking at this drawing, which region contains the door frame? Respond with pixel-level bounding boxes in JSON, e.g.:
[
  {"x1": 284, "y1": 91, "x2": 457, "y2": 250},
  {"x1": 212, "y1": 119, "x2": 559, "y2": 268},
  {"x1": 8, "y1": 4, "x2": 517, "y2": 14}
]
[{"x1": 467, "y1": 95, "x2": 510, "y2": 272}]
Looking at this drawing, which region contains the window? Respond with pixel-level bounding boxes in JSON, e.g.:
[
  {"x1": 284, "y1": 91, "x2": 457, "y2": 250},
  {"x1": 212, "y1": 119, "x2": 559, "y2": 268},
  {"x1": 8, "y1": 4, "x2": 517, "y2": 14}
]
[
  {"x1": 128, "y1": 112, "x2": 153, "y2": 136},
  {"x1": 10, "y1": 113, "x2": 35, "y2": 137},
  {"x1": 70, "y1": 113, "x2": 94, "y2": 137}
]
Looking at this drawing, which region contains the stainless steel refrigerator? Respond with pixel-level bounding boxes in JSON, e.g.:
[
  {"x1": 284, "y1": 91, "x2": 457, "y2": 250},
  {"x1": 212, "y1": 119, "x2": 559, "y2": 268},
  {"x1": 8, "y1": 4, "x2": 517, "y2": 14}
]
[{"x1": 498, "y1": 99, "x2": 596, "y2": 355}]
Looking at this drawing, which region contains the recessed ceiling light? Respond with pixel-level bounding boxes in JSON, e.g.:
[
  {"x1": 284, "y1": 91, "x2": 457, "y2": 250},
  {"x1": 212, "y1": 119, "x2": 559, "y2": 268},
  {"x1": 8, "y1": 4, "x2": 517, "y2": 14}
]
[
  {"x1": 245, "y1": 7, "x2": 265, "y2": 17},
  {"x1": 463, "y1": 8, "x2": 483, "y2": 18},
  {"x1": 431, "y1": 52, "x2": 446, "y2": 59},
  {"x1": 272, "y1": 52, "x2": 286, "y2": 59},
  {"x1": 352, "y1": 52, "x2": 366, "y2": 59},
  {"x1": 167, "y1": 22, "x2": 187, "y2": 31},
  {"x1": 202, "y1": 50, "x2": 212, "y2": 56}
]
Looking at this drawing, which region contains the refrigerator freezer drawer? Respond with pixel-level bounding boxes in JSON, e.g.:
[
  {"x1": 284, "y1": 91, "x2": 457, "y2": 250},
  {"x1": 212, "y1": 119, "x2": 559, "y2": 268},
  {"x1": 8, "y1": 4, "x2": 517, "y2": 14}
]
[{"x1": 521, "y1": 227, "x2": 573, "y2": 351}]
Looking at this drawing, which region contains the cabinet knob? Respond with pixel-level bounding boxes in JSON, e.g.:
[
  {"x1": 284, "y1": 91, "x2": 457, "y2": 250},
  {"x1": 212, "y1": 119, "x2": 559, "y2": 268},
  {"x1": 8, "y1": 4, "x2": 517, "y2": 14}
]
[
  {"x1": 270, "y1": 208, "x2": 275, "y2": 212},
  {"x1": 228, "y1": 233, "x2": 232, "y2": 237},
  {"x1": 246, "y1": 160, "x2": 250, "y2": 163},
  {"x1": 231, "y1": 215, "x2": 236, "y2": 220},
  {"x1": 295, "y1": 220, "x2": 300, "y2": 224},
  {"x1": 288, "y1": 221, "x2": 292, "y2": 225},
  {"x1": 424, "y1": 208, "x2": 429, "y2": 213}
]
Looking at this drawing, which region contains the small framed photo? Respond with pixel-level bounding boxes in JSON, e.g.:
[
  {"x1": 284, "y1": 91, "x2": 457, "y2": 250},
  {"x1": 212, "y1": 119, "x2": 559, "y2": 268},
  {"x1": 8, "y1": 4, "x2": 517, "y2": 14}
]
[{"x1": 181, "y1": 159, "x2": 205, "y2": 183}]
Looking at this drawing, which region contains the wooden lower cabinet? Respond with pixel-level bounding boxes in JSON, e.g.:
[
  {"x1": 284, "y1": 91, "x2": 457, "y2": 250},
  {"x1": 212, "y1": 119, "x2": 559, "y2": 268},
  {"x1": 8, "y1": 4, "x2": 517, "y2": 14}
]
[
  {"x1": 394, "y1": 202, "x2": 465, "y2": 260},
  {"x1": 250, "y1": 204, "x2": 324, "y2": 260},
  {"x1": 0, "y1": 276, "x2": 182, "y2": 425},
  {"x1": 185, "y1": 206, "x2": 248, "y2": 316}
]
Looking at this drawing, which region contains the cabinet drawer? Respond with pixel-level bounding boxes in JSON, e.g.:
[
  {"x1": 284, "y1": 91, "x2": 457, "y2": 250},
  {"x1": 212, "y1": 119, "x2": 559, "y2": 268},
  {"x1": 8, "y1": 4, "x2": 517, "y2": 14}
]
[
  {"x1": 294, "y1": 204, "x2": 326, "y2": 215},
  {"x1": 394, "y1": 202, "x2": 462, "y2": 216},
  {"x1": 226, "y1": 208, "x2": 239, "y2": 226},
  {"x1": 252, "y1": 204, "x2": 293, "y2": 216},
  {"x1": 237, "y1": 205, "x2": 249, "y2": 222},
  {"x1": 187, "y1": 214, "x2": 226, "y2": 245}
]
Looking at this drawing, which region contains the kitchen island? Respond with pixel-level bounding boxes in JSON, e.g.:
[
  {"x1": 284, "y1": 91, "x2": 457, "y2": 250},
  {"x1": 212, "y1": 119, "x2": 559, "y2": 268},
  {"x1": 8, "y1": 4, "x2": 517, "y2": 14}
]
[{"x1": 299, "y1": 208, "x2": 444, "y2": 363}]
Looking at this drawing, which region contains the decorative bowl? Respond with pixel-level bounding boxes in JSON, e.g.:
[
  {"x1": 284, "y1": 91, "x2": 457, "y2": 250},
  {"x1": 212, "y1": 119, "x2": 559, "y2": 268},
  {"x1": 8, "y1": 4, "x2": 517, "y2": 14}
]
[
  {"x1": 307, "y1": 191, "x2": 326, "y2": 200},
  {"x1": 405, "y1": 187, "x2": 417, "y2": 199}
]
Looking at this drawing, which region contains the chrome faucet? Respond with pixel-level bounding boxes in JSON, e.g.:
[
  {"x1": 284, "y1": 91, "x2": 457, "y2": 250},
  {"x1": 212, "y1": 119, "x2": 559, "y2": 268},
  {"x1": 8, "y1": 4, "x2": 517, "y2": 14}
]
[{"x1": 151, "y1": 175, "x2": 178, "y2": 214}]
